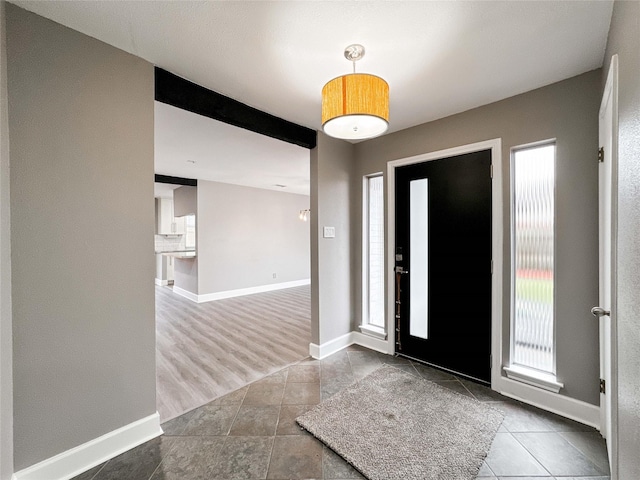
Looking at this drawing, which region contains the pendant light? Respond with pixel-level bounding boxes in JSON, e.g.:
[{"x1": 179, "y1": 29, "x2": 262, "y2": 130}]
[{"x1": 322, "y1": 44, "x2": 389, "y2": 140}]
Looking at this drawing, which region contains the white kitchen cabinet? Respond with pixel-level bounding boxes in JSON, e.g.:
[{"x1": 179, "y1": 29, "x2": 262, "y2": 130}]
[{"x1": 155, "y1": 197, "x2": 185, "y2": 235}]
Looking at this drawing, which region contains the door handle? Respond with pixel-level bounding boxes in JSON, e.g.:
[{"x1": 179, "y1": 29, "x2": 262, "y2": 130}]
[{"x1": 591, "y1": 306, "x2": 610, "y2": 317}]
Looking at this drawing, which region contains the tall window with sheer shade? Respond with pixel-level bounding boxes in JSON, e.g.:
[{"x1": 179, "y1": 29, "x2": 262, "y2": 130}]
[
  {"x1": 364, "y1": 174, "x2": 385, "y2": 329},
  {"x1": 511, "y1": 143, "x2": 556, "y2": 374}
]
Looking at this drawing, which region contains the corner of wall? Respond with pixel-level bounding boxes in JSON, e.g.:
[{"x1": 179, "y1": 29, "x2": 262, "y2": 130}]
[{"x1": 0, "y1": 1, "x2": 14, "y2": 478}]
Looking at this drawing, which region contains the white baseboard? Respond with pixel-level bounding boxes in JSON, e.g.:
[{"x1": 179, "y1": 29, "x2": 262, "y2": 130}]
[
  {"x1": 12, "y1": 413, "x2": 163, "y2": 480},
  {"x1": 198, "y1": 279, "x2": 311, "y2": 303},
  {"x1": 309, "y1": 332, "x2": 354, "y2": 359},
  {"x1": 309, "y1": 331, "x2": 392, "y2": 360},
  {"x1": 154, "y1": 278, "x2": 168, "y2": 286},
  {"x1": 172, "y1": 286, "x2": 199, "y2": 302},
  {"x1": 174, "y1": 279, "x2": 311, "y2": 303},
  {"x1": 351, "y1": 331, "x2": 390, "y2": 355},
  {"x1": 494, "y1": 376, "x2": 601, "y2": 429}
]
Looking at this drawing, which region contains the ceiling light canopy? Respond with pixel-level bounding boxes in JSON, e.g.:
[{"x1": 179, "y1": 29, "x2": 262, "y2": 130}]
[{"x1": 322, "y1": 45, "x2": 389, "y2": 141}]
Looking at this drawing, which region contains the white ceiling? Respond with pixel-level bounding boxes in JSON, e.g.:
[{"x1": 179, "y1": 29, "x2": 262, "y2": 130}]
[
  {"x1": 155, "y1": 102, "x2": 310, "y2": 195},
  {"x1": 11, "y1": 1, "x2": 613, "y2": 136}
]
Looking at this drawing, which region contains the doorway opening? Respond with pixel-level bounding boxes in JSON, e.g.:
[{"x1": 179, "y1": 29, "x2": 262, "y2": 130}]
[{"x1": 153, "y1": 78, "x2": 313, "y2": 422}]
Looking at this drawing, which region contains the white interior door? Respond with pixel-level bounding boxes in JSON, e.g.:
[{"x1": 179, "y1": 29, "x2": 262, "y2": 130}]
[{"x1": 595, "y1": 54, "x2": 618, "y2": 469}]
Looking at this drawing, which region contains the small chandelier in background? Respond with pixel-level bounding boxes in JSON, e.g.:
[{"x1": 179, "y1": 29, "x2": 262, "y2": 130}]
[
  {"x1": 299, "y1": 209, "x2": 310, "y2": 222},
  {"x1": 322, "y1": 44, "x2": 389, "y2": 141}
]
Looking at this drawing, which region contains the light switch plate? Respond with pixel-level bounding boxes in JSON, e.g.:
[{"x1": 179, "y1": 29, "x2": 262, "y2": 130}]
[{"x1": 323, "y1": 226, "x2": 336, "y2": 238}]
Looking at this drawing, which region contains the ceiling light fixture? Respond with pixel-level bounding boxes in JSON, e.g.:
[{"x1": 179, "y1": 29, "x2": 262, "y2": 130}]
[{"x1": 322, "y1": 44, "x2": 389, "y2": 141}]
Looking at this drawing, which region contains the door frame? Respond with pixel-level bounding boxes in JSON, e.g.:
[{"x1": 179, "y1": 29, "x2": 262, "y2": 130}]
[
  {"x1": 386, "y1": 138, "x2": 503, "y2": 389},
  {"x1": 598, "y1": 53, "x2": 619, "y2": 478}
]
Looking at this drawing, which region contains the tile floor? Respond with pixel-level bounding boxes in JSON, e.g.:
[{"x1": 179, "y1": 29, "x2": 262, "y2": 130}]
[{"x1": 73, "y1": 345, "x2": 610, "y2": 480}]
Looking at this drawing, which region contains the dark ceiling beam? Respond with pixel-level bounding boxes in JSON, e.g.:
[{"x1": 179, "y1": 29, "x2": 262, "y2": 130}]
[
  {"x1": 155, "y1": 68, "x2": 317, "y2": 150},
  {"x1": 154, "y1": 174, "x2": 197, "y2": 186}
]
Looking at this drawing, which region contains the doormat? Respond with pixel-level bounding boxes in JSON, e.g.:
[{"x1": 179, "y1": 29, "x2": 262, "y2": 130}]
[{"x1": 296, "y1": 366, "x2": 503, "y2": 480}]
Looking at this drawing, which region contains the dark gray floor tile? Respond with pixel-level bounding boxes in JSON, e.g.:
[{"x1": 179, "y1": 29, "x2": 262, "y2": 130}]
[
  {"x1": 267, "y1": 435, "x2": 323, "y2": 479},
  {"x1": 513, "y1": 432, "x2": 607, "y2": 476},
  {"x1": 350, "y1": 362, "x2": 380, "y2": 381},
  {"x1": 282, "y1": 382, "x2": 321, "y2": 405},
  {"x1": 345, "y1": 344, "x2": 369, "y2": 352},
  {"x1": 287, "y1": 364, "x2": 320, "y2": 383},
  {"x1": 496, "y1": 401, "x2": 558, "y2": 433},
  {"x1": 213, "y1": 436, "x2": 273, "y2": 479},
  {"x1": 485, "y1": 433, "x2": 549, "y2": 477},
  {"x1": 321, "y1": 380, "x2": 352, "y2": 401},
  {"x1": 435, "y1": 379, "x2": 474, "y2": 398},
  {"x1": 321, "y1": 350, "x2": 350, "y2": 367},
  {"x1": 150, "y1": 436, "x2": 225, "y2": 480},
  {"x1": 92, "y1": 437, "x2": 173, "y2": 480},
  {"x1": 347, "y1": 350, "x2": 382, "y2": 366},
  {"x1": 376, "y1": 353, "x2": 412, "y2": 365},
  {"x1": 209, "y1": 386, "x2": 248, "y2": 406},
  {"x1": 477, "y1": 461, "x2": 494, "y2": 476},
  {"x1": 495, "y1": 477, "x2": 555, "y2": 479},
  {"x1": 555, "y1": 477, "x2": 609, "y2": 480},
  {"x1": 70, "y1": 463, "x2": 106, "y2": 480},
  {"x1": 321, "y1": 363, "x2": 354, "y2": 383},
  {"x1": 162, "y1": 411, "x2": 196, "y2": 436},
  {"x1": 182, "y1": 405, "x2": 240, "y2": 436},
  {"x1": 544, "y1": 411, "x2": 599, "y2": 433},
  {"x1": 322, "y1": 446, "x2": 365, "y2": 479},
  {"x1": 413, "y1": 363, "x2": 457, "y2": 382},
  {"x1": 255, "y1": 369, "x2": 288, "y2": 385},
  {"x1": 559, "y1": 431, "x2": 610, "y2": 473},
  {"x1": 277, "y1": 404, "x2": 313, "y2": 435},
  {"x1": 460, "y1": 379, "x2": 506, "y2": 402},
  {"x1": 385, "y1": 363, "x2": 420, "y2": 376},
  {"x1": 229, "y1": 405, "x2": 279, "y2": 436},
  {"x1": 297, "y1": 357, "x2": 320, "y2": 366},
  {"x1": 242, "y1": 382, "x2": 285, "y2": 406}
]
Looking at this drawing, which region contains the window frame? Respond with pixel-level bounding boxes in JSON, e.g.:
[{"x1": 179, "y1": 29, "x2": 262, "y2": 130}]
[
  {"x1": 505, "y1": 139, "x2": 563, "y2": 392},
  {"x1": 361, "y1": 173, "x2": 387, "y2": 339}
]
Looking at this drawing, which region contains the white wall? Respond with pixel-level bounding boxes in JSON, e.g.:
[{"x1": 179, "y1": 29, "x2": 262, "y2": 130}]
[
  {"x1": 7, "y1": 4, "x2": 156, "y2": 470},
  {"x1": 603, "y1": 1, "x2": 640, "y2": 477},
  {"x1": 0, "y1": 1, "x2": 13, "y2": 478},
  {"x1": 196, "y1": 180, "x2": 310, "y2": 295}
]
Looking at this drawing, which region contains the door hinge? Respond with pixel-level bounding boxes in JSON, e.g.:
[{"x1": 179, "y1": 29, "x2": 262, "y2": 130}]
[
  {"x1": 600, "y1": 378, "x2": 606, "y2": 394},
  {"x1": 598, "y1": 147, "x2": 604, "y2": 163},
  {"x1": 490, "y1": 164, "x2": 494, "y2": 178},
  {"x1": 490, "y1": 355, "x2": 492, "y2": 369},
  {"x1": 491, "y1": 260, "x2": 493, "y2": 274}
]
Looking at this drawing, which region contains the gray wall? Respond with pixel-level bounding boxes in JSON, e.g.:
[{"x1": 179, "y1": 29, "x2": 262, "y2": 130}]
[
  {"x1": 7, "y1": 5, "x2": 156, "y2": 470},
  {"x1": 354, "y1": 71, "x2": 601, "y2": 405},
  {"x1": 173, "y1": 185, "x2": 197, "y2": 217},
  {"x1": 197, "y1": 181, "x2": 310, "y2": 295},
  {"x1": 311, "y1": 133, "x2": 356, "y2": 345},
  {"x1": 0, "y1": 1, "x2": 13, "y2": 478},
  {"x1": 603, "y1": 1, "x2": 640, "y2": 477},
  {"x1": 174, "y1": 257, "x2": 199, "y2": 295}
]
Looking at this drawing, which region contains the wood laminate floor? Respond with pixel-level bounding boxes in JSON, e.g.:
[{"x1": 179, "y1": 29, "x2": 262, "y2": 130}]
[{"x1": 155, "y1": 284, "x2": 310, "y2": 422}]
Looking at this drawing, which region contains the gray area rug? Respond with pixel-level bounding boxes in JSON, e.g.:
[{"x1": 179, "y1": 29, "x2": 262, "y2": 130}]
[{"x1": 297, "y1": 366, "x2": 504, "y2": 480}]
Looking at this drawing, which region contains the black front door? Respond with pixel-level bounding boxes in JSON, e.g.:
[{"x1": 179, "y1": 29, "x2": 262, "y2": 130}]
[{"x1": 395, "y1": 149, "x2": 492, "y2": 382}]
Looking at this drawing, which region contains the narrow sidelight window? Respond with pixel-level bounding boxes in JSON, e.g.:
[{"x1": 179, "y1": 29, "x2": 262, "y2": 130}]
[
  {"x1": 511, "y1": 142, "x2": 555, "y2": 374},
  {"x1": 364, "y1": 174, "x2": 385, "y2": 328}
]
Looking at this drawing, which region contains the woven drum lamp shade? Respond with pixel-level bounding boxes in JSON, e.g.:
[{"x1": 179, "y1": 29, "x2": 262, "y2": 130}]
[{"x1": 322, "y1": 73, "x2": 389, "y2": 140}]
